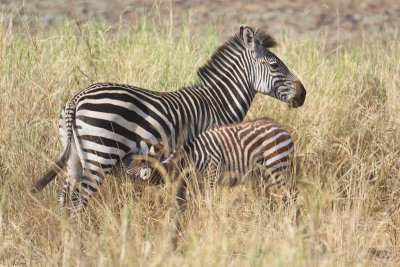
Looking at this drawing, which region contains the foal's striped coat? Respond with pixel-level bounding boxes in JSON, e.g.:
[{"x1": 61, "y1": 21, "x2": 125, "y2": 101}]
[
  {"x1": 124, "y1": 117, "x2": 296, "y2": 206},
  {"x1": 182, "y1": 117, "x2": 294, "y2": 189},
  {"x1": 172, "y1": 117, "x2": 298, "y2": 225}
]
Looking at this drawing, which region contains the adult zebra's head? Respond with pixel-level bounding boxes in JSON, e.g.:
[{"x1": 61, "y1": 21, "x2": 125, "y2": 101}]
[{"x1": 240, "y1": 25, "x2": 306, "y2": 108}]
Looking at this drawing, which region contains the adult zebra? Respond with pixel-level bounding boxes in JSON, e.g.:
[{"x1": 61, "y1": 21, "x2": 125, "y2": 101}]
[{"x1": 32, "y1": 25, "x2": 306, "y2": 214}]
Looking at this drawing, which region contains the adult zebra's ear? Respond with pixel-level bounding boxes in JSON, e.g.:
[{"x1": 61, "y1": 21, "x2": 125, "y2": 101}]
[{"x1": 240, "y1": 25, "x2": 264, "y2": 58}]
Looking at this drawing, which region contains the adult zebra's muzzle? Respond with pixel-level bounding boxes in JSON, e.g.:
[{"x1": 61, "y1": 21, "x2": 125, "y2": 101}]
[{"x1": 289, "y1": 80, "x2": 306, "y2": 108}]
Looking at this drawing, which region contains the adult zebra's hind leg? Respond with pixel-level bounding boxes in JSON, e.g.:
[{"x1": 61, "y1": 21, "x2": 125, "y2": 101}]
[
  {"x1": 59, "y1": 149, "x2": 84, "y2": 221},
  {"x1": 59, "y1": 155, "x2": 107, "y2": 222}
]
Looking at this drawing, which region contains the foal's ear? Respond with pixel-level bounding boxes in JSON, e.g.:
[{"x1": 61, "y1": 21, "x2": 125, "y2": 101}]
[{"x1": 240, "y1": 25, "x2": 263, "y2": 58}]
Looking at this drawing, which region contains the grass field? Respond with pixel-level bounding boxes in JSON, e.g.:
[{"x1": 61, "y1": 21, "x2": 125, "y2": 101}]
[{"x1": 0, "y1": 17, "x2": 399, "y2": 266}]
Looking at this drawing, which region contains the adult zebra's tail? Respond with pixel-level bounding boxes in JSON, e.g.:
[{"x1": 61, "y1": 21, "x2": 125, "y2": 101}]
[
  {"x1": 30, "y1": 143, "x2": 70, "y2": 193},
  {"x1": 31, "y1": 101, "x2": 76, "y2": 193}
]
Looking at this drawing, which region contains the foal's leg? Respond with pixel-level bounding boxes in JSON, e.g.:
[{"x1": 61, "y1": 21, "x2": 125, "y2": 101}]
[{"x1": 261, "y1": 168, "x2": 302, "y2": 226}]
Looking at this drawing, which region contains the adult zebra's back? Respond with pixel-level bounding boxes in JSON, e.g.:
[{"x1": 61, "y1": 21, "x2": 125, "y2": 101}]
[{"x1": 32, "y1": 25, "x2": 306, "y2": 214}]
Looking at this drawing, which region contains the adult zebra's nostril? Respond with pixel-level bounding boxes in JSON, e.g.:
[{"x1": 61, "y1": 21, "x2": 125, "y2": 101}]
[{"x1": 293, "y1": 80, "x2": 306, "y2": 107}]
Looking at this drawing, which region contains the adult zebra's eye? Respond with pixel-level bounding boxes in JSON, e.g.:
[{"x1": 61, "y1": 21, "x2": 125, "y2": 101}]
[{"x1": 269, "y1": 61, "x2": 278, "y2": 68}]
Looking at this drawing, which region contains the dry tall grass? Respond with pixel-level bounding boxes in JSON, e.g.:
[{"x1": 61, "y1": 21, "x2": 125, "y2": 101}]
[{"x1": 0, "y1": 16, "x2": 399, "y2": 266}]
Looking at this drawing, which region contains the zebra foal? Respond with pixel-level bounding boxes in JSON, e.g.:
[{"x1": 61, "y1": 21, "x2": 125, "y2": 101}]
[
  {"x1": 173, "y1": 117, "x2": 297, "y2": 211},
  {"x1": 31, "y1": 25, "x2": 306, "y2": 216},
  {"x1": 125, "y1": 118, "x2": 296, "y2": 206}
]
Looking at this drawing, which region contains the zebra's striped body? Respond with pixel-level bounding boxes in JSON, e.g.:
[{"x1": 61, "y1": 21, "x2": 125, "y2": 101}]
[
  {"x1": 182, "y1": 118, "x2": 294, "y2": 188},
  {"x1": 126, "y1": 118, "x2": 295, "y2": 188},
  {"x1": 171, "y1": 118, "x2": 299, "y2": 233},
  {"x1": 32, "y1": 25, "x2": 306, "y2": 214}
]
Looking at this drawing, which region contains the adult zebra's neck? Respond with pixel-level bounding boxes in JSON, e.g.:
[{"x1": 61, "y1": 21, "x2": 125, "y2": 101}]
[
  {"x1": 161, "y1": 34, "x2": 257, "y2": 151},
  {"x1": 194, "y1": 34, "x2": 256, "y2": 125}
]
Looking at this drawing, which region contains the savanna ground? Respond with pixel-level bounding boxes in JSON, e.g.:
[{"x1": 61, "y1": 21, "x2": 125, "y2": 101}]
[{"x1": 1, "y1": 1, "x2": 400, "y2": 266}]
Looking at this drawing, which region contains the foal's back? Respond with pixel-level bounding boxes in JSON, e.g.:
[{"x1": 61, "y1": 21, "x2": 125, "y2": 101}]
[{"x1": 186, "y1": 117, "x2": 294, "y2": 186}]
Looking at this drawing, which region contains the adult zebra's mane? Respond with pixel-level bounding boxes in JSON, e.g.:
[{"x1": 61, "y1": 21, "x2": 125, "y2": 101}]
[{"x1": 196, "y1": 28, "x2": 277, "y2": 81}]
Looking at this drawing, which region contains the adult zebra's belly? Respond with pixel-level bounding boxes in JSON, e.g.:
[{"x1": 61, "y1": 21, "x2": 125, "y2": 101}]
[{"x1": 73, "y1": 115, "x2": 167, "y2": 167}]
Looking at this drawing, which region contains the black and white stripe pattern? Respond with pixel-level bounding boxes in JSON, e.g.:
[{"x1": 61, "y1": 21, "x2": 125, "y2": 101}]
[
  {"x1": 127, "y1": 117, "x2": 295, "y2": 189},
  {"x1": 170, "y1": 118, "x2": 298, "y2": 230},
  {"x1": 181, "y1": 118, "x2": 294, "y2": 187},
  {"x1": 32, "y1": 25, "x2": 306, "y2": 214}
]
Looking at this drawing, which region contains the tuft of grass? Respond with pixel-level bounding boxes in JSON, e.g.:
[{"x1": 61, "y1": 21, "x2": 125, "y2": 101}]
[{"x1": 1, "y1": 14, "x2": 399, "y2": 266}]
